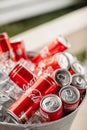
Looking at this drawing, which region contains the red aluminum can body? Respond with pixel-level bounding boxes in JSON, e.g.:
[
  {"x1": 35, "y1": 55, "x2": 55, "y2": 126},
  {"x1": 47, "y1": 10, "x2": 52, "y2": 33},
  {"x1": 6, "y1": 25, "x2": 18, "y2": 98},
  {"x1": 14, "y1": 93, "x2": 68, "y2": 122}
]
[
  {"x1": 40, "y1": 94, "x2": 63, "y2": 122},
  {"x1": 69, "y1": 62, "x2": 85, "y2": 75},
  {"x1": 7, "y1": 74, "x2": 57, "y2": 123},
  {"x1": 59, "y1": 86, "x2": 80, "y2": 113},
  {"x1": 0, "y1": 33, "x2": 15, "y2": 61},
  {"x1": 31, "y1": 36, "x2": 70, "y2": 64},
  {"x1": 11, "y1": 40, "x2": 28, "y2": 61},
  {"x1": 38, "y1": 53, "x2": 69, "y2": 75},
  {"x1": 9, "y1": 63, "x2": 37, "y2": 90}
]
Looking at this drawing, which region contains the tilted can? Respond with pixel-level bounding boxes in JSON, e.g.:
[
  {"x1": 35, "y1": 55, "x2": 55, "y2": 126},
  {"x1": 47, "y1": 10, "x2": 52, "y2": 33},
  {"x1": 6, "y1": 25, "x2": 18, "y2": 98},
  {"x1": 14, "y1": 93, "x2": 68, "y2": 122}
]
[
  {"x1": 0, "y1": 33, "x2": 15, "y2": 61},
  {"x1": 7, "y1": 74, "x2": 57, "y2": 124},
  {"x1": 31, "y1": 35, "x2": 70, "y2": 64},
  {"x1": 59, "y1": 86, "x2": 80, "y2": 113},
  {"x1": 11, "y1": 40, "x2": 28, "y2": 61},
  {"x1": 37, "y1": 53, "x2": 69, "y2": 76},
  {"x1": 63, "y1": 51, "x2": 76, "y2": 66},
  {"x1": 9, "y1": 63, "x2": 37, "y2": 90},
  {"x1": 52, "y1": 69, "x2": 72, "y2": 90},
  {"x1": 40, "y1": 94, "x2": 63, "y2": 122},
  {"x1": 72, "y1": 74, "x2": 87, "y2": 94},
  {"x1": 69, "y1": 61, "x2": 85, "y2": 75}
]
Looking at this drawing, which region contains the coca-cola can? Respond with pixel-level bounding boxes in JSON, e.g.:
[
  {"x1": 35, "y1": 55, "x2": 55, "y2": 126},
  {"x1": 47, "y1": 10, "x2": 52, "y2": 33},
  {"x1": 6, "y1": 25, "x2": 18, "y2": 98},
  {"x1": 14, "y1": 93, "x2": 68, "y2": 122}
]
[
  {"x1": 39, "y1": 53, "x2": 69, "y2": 75},
  {"x1": 0, "y1": 33, "x2": 15, "y2": 61},
  {"x1": 69, "y1": 61, "x2": 85, "y2": 75},
  {"x1": 11, "y1": 40, "x2": 28, "y2": 61},
  {"x1": 31, "y1": 35, "x2": 70, "y2": 64},
  {"x1": 72, "y1": 74, "x2": 87, "y2": 94},
  {"x1": 9, "y1": 63, "x2": 37, "y2": 90},
  {"x1": 52, "y1": 69, "x2": 72, "y2": 90},
  {"x1": 7, "y1": 74, "x2": 57, "y2": 123},
  {"x1": 40, "y1": 94, "x2": 63, "y2": 122},
  {"x1": 59, "y1": 86, "x2": 80, "y2": 113}
]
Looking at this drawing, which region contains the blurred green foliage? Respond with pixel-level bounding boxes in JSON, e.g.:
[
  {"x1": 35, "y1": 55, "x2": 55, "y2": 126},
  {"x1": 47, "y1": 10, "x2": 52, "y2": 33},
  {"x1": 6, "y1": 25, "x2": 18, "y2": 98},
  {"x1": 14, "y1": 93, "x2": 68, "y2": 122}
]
[
  {"x1": 0, "y1": 0, "x2": 87, "y2": 37},
  {"x1": 76, "y1": 50, "x2": 87, "y2": 63}
]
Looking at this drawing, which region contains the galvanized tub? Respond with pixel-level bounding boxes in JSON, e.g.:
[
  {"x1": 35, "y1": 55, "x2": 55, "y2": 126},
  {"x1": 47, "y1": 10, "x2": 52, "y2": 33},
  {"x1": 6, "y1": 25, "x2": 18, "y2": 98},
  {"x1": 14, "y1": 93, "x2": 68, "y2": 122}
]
[
  {"x1": 0, "y1": 52, "x2": 86, "y2": 130},
  {"x1": 0, "y1": 91, "x2": 86, "y2": 130}
]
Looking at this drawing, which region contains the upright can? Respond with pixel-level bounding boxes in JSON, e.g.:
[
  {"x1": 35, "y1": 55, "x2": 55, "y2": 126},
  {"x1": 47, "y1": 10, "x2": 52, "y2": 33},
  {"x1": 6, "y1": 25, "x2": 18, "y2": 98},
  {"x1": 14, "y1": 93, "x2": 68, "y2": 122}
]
[
  {"x1": 72, "y1": 74, "x2": 87, "y2": 94},
  {"x1": 40, "y1": 94, "x2": 63, "y2": 122},
  {"x1": 59, "y1": 86, "x2": 80, "y2": 113},
  {"x1": 0, "y1": 33, "x2": 15, "y2": 61},
  {"x1": 7, "y1": 74, "x2": 57, "y2": 124},
  {"x1": 69, "y1": 61, "x2": 85, "y2": 75},
  {"x1": 11, "y1": 40, "x2": 28, "y2": 61},
  {"x1": 31, "y1": 35, "x2": 70, "y2": 64},
  {"x1": 52, "y1": 69, "x2": 72, "y2": 90}
]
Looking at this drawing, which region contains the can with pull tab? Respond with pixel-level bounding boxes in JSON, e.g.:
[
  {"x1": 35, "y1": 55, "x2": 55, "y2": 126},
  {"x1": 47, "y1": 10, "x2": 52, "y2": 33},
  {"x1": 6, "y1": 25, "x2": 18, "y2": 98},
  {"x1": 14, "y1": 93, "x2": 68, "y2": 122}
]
[
  {"x1": 40, "y1": 94, "x2": 63, "y2": 122},
  {"x1": 31, "y1": 35, "x2": 70, "y2": 65}
]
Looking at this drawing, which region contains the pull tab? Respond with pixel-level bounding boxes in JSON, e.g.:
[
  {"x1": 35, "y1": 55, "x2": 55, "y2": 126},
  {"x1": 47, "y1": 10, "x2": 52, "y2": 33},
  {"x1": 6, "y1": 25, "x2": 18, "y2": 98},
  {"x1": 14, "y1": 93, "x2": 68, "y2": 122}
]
[
  {"x1": 76, "y1": 77, "x2": 83, "y2": 85},
  {"x1": 57, "y1": 74, "x2": 66, "y2": 81},
  {"x1": 65, "y1": 89, "x2": 73, "y2": 99}
]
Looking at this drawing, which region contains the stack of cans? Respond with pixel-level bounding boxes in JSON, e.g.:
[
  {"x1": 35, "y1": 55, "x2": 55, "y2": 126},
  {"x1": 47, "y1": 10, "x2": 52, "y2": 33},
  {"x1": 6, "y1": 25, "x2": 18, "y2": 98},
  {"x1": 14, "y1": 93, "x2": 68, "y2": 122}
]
[{"x1": 0, "y1": 32, "x2": 86, "y2": 124}]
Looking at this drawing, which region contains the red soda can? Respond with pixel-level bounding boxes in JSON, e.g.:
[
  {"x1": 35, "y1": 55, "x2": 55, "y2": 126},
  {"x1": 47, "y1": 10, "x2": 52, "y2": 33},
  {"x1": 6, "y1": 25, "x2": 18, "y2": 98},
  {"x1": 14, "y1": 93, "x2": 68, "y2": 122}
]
[
  {"x1": 11, "y1": 40, "x2": 28, "y2": 61},
  {"x1": 7, "y1": 74, "x2": 57, "y2": 123},
  {"x1": 31, "y1": 35, "x2": 70, "y2": 64},
  {"x1": 38, "y1": 53, "x2": 69, "y2": 76},
  {"x1": 0, "y1": 33, "x2": 15, "y2": 61},
  {"x1": 52, "y1": 69, "x2": 72, "y2": 90},
  {"x1": 40, "y1": 94, "x2": 63, "y2": 122},
  {"x1": 59, "y1": 86, "x2": 80, "y2": 113},
  {"x1": 69, "y1": 61, "x2": 85, "y2": 75},
  {"x1": 72, "y1": 74, "x2": 87, "y2": 94},
  {"x1": 9, "y1": 63, "x2": 37, "y2": 90}
]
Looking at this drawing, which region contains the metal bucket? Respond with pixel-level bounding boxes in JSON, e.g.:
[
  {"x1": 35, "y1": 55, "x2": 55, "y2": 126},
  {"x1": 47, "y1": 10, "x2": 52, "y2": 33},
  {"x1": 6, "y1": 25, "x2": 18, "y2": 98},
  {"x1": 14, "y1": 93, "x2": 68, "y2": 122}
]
[
  {"x1": 0, "y1": 92, "x2": 86, "y2": 130},
  {"x1": 0, "y1": 52, "x2": 86, "y2": 130}
]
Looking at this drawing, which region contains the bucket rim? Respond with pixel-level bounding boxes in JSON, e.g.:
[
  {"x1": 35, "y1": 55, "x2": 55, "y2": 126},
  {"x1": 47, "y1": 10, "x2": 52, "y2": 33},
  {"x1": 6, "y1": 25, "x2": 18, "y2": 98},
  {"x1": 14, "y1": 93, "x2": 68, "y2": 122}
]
[{"x1": 0, "y1": 91, "x2": 86, "y2": 128}]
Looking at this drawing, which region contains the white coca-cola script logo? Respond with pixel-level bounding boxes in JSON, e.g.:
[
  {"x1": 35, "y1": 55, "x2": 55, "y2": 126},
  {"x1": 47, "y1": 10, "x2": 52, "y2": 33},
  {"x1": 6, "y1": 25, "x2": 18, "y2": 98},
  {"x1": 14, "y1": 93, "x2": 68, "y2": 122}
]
[
  {"x1": 22, "y1": 77, "x2": 37, "y2": 91},
  {"x1": 25, "y1": 88, "x2": 42, "y2": 103}
]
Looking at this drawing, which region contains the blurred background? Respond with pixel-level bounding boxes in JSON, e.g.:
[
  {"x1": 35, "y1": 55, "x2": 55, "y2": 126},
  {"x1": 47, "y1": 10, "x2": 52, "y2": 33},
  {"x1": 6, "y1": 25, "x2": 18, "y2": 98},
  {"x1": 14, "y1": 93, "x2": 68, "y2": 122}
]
[
  {"x1": 0, "y1": 0, "x2": 87, "y2": 63},
  {"x1": 0, "y1": 1, "x2": 87, "y2": 130}
]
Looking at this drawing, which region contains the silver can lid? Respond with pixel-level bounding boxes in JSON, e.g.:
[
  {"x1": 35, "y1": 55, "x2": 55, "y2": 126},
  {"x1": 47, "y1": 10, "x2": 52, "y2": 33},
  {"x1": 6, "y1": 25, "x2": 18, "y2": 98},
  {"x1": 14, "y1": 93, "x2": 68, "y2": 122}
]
[
  {"x1": 54, "y1": 69, "x2": 72, "y2": 87},
  {"x1": 40, "y1": 94, "x2": 62, "y2": 113},
  {"x1": 57, "y1": 53, "x2": 69, "y2": 69},
  {"x1": 60, "y1": 86, "x2": 80, "y2": 104},
  {"x1": 58, "y1": 35, "x2": 71, "y2": 48},
  {"x1": 72, "y1": 74, "x2": 87, "y2": 89},
  {"x1": 63, "y1": 51, "x2": 76, "y2": 65},
  {"x1": 72, "y1": 62, "x2": 85, "y2": 75}
]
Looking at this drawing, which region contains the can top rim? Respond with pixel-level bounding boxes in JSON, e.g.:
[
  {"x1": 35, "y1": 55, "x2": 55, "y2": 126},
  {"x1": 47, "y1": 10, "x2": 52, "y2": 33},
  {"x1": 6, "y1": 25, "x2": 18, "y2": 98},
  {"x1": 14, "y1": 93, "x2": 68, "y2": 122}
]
[
  {"x1": 59, "y1": 86, "x2": 80, "y2": 104},
  {"x1": 53, "y1": 68, "x2": 72, "y2": 86},
  {"x1": 40, "y1": 94, "x2": 62, "y2": 113},
  {"x1": 71, "y1": 61, "x2": 84, "y2": 75},
  {"x1": 58, "y1": 35, "x2": 71, "y2": 48},
  {"x1": 0, "y1": 33, "x2": 8, "y2": 41},
  {"x1": 7, "y1": 110, "x2": 22, "y2": 124},
  {"x1": 72, "y1": 74, "x2": 87, "y2": 89},
  {"x1": 57, "y1": 53, "x2": 70, "y2": 69}
]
